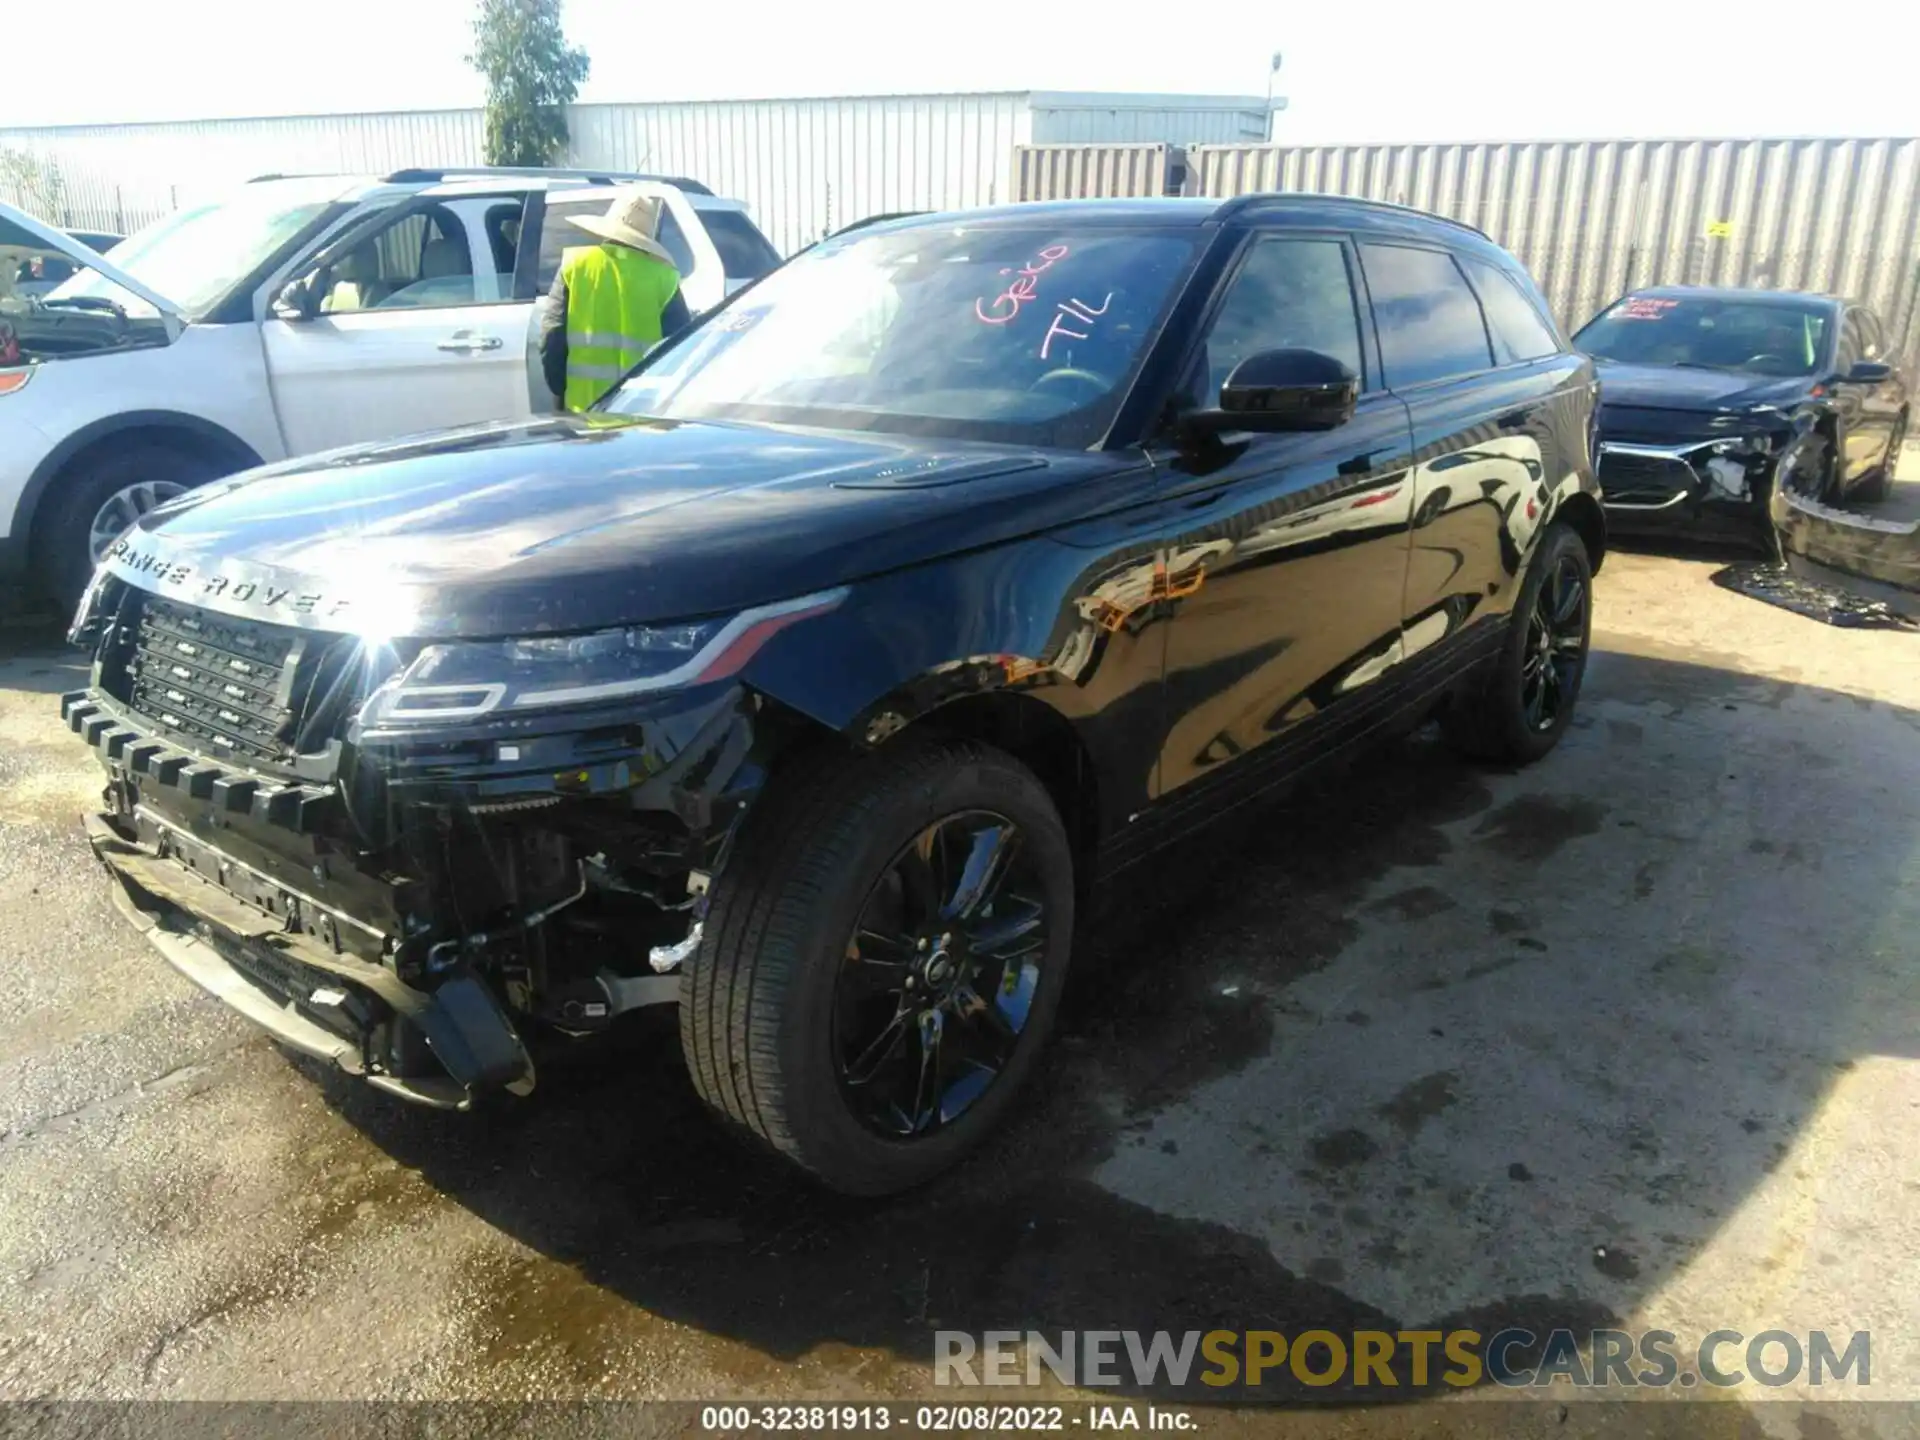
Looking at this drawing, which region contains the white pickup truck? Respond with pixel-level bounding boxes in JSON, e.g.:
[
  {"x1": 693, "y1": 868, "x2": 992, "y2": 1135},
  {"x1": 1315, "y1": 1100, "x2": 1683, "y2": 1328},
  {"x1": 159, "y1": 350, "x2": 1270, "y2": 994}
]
[{"x1": 0, "y1": 168, "x2": 780, "y2": 606}]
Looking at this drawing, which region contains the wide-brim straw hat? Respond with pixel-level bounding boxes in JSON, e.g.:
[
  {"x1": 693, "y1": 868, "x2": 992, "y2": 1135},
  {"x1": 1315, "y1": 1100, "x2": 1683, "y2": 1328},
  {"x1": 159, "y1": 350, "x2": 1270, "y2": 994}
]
[{"x1": 568, "y1": 190, "x2": 677, "y2": 267}]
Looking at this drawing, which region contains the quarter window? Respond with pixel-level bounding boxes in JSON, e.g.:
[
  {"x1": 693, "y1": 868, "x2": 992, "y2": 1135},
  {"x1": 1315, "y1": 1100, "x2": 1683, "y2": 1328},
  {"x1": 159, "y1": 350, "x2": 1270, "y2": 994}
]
[
  {"x1": 1360, "y1": 243, "x2": 1495, "y2": 388},
  {"x1": 1463, "y1": 256, "x2": 1562, "y2": 364},
  {"x1": 1194, "y1": 237, "x2": 1364, "y2": 405}
]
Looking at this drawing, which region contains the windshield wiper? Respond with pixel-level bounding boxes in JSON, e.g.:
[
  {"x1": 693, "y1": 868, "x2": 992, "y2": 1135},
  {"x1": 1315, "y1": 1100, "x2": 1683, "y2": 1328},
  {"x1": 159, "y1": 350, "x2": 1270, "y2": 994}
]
[{"x1": 39, "y1": 295, "x2": 128, "y2": 320}]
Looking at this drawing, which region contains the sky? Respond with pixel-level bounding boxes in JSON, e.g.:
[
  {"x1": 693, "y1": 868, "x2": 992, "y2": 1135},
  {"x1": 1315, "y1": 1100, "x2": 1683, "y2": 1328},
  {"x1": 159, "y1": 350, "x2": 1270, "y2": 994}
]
[{"x1": 5, "y1": 0, "x2": 1918, "y2": 142}]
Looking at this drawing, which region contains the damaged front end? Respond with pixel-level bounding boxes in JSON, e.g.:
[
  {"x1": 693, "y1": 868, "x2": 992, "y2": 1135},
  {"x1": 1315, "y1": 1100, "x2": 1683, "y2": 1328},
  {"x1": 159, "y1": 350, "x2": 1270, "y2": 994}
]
[
  {"x1": 1596, "y1": 405, "x2": 1804, "y2": 541},
  {"x1": 64, "y1": 575, "x2": 802, "y2": 1109}
]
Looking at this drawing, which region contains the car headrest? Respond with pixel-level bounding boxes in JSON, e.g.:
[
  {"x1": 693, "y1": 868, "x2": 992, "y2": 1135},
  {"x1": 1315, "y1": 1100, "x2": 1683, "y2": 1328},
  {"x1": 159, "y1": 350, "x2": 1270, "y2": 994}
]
[
  {"x1": 334, "y1": 242, "x2": 379, "y2": 283},
  {"x1": 420, "y1": 238, "x2": 465, "y2": 280}
]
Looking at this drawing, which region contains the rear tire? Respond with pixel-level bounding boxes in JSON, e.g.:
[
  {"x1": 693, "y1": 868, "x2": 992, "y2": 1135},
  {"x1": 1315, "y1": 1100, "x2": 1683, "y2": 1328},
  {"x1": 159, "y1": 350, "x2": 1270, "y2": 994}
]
[
  {"x1": 1441, "y1": 522, "x2": 1593, "y2": 765},
  {"x1": 35, "y1": 442, "x2": 218, "y2": 612},
  {"x1": 681, "y1": 735, "x2": 1075, "y2": 1195}
]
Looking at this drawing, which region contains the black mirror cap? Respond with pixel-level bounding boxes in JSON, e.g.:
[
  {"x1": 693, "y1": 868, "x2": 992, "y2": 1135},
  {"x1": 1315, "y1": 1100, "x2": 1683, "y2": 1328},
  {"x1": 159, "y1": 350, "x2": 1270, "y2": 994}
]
[
  {"x1": 1843, "y1": 359, "x2": 1894, "y2": 385},
  {"x1": 1189, "y1": 348, "x2": 1360, "y2": 434}
]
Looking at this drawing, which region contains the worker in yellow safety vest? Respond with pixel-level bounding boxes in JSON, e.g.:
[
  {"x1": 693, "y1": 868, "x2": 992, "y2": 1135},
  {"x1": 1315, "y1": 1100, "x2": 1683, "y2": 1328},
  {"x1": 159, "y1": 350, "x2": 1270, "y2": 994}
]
[{"x1": 539, "y1": 190, "x2": 690, "y2": 412}]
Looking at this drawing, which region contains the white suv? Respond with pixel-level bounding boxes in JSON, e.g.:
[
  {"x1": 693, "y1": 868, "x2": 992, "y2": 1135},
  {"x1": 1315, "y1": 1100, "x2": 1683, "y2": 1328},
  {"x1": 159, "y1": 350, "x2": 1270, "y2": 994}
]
[{"x1": 0, "y1": 168, "x2": 780, "y2": 607}]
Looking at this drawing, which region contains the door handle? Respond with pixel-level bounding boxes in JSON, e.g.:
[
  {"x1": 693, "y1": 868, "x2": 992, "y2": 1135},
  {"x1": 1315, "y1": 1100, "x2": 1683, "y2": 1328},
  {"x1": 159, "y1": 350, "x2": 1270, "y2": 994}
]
[{"x1": 437, "y1": 332, "x2": 503, "y2": 353}]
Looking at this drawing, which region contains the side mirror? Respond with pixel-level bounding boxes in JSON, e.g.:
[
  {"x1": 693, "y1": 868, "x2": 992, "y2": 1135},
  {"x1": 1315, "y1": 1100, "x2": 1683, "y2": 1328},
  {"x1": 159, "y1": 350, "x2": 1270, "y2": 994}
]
[
  {"x1": 1182, "y1": 349, "x2": 1359, "y2": 435},
  {"x1": 1841, "y1": 359, "x2": 1893, "y2": 385},
  {"x1": 271, "y1": 279, "x2": 314, "y2": 321}
]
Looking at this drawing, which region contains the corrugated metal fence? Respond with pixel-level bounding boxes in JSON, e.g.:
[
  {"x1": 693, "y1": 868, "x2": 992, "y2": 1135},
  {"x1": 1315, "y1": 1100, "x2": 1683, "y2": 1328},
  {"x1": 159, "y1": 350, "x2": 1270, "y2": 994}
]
[
  {"x1": 567, "y1": 94, "x2": 1034, "y2": 254},
  {"x1": 0, "y1": 110, "x2": 485, "y2": 234},
  {"x1": 1193, "y1": 138, "x2": 1920, "y2": 369},
  {"x1": 7, "y1": 112, "x2": 1915, "y2": 370},
  {"x1": 0, "y1": 92, "x2": 1266, "y2": 255},
  {"x1": 1015, "y1": 145, "x2": 1179, "y2": 202}
]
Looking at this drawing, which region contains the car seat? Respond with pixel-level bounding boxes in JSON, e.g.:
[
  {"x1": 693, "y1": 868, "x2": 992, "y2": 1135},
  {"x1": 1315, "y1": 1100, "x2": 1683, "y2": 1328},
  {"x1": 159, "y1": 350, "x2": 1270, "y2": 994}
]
[{"x1": 321, "y1": 242, "x2": 393, "y2": 314}]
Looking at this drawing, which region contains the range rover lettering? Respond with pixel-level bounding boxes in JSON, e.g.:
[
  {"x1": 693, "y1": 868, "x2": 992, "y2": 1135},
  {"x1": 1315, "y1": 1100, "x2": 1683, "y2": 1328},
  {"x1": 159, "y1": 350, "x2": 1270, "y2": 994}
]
[{"x1": 65, "y1": 197, "x2": 1605, "y2": 1195}]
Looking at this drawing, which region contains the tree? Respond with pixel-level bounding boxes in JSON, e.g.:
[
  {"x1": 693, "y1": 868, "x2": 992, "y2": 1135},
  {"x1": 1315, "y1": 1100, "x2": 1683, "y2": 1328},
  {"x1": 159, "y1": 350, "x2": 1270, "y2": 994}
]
[
  {"x1": 0, "y1": 148, "x2": 68, "y2": 223},
  {"x1": 467, "y1": 0, "x2": 590, "y2": 168}
]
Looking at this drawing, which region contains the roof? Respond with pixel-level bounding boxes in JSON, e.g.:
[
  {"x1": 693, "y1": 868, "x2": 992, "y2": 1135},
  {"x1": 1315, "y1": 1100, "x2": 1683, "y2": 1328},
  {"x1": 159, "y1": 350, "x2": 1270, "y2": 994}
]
[
  {"x1": 879, "y1": 193, "x2": 1489, "y2": 239},
  {"x1": 243, "y1": 167, "x2": 714, "y2": 195},
  {"x1": 1630, "y1": 285, "x2": 1843, "y2": 308}
]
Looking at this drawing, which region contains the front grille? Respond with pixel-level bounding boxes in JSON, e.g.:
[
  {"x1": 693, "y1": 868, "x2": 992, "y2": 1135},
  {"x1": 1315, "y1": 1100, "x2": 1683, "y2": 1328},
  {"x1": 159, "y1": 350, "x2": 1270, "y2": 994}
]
[
  {"x1": 121, "y1": 597, "x2": 354, "y2": 773},
  {"x1": 1598, "y1": 450, "x2": 1697, "y2": 505}
]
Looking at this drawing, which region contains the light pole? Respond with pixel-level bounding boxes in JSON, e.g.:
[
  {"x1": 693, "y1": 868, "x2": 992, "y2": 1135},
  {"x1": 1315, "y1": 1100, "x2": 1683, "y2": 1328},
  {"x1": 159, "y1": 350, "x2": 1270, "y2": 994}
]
[{"x1": 1265, "y1": 51, "x2": 1284, "y2": 143}]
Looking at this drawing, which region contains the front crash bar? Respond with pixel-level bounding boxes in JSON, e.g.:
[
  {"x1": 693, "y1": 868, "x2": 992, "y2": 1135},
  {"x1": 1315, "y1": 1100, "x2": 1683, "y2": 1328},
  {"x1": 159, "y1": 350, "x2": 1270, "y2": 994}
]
[{"x1": 84, "y1": 813, "x2": 537, "y2": 1108}]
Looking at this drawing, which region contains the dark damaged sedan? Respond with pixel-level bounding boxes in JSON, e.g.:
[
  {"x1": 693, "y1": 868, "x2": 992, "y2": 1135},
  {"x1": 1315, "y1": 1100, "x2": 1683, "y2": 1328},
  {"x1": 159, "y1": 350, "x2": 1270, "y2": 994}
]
[
  {"x1": 64, "y1": 197, "x2": 1605, "y2": 1194},
  {"x1": 1577, "y1": 287, "x2": 1909, "y2": 543}
]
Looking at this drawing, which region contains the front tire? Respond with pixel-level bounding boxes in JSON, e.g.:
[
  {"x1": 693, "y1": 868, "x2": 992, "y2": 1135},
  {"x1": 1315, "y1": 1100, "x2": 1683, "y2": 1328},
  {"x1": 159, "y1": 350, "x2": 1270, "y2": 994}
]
[
  {"x1": 681, "y1": 736, "x2": 1074, "y2": 1195},
  {"x1": 36, "y1": 442, "x2": 216, "y2": 611},
  {"x1": 1441, "y1": 522, "x2": 1593, "y2": 765}
]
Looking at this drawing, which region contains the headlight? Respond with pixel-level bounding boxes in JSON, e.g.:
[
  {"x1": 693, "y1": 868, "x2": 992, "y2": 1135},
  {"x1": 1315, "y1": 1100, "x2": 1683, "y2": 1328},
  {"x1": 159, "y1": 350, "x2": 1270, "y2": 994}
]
[{"x1": 356, "y1": 588, "x2": 846, "y2": 728}]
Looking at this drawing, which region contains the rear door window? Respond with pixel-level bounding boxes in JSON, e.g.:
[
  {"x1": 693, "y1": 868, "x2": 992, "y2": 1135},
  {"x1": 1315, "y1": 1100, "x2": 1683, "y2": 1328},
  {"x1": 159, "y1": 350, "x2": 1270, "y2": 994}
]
[
  {"x1": 654, "y1": 209, "x2": 698, "y2": 275},
  {"x1": 537, "y1": 194, "x2": 614, "y2": 291},
  {"x1": 539, "y1": 192, "x2": 697, "y2": 287},
  {"x1": 1461, "y1": 256, "x2": 1563, "y2": 364},
  {"x1": 701, "y1": 209, "x2": 783, "y2": 281},
  {"x1": 1360, "y1": 243, "x2": 1495, "y2": 388}
]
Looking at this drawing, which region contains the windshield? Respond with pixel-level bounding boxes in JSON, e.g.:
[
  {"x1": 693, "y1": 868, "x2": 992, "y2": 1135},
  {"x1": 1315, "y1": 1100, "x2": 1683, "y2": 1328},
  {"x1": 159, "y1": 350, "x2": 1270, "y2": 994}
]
[
  {"x1": 48, "y1": 179, "x2": 344, "y2": 319},
  {"x1": 605, "y1": 224, "x2": 1199, "y2": 446},
  {"x1": 1575, "y1": 294, "x2": 1832, "y2": 378}
]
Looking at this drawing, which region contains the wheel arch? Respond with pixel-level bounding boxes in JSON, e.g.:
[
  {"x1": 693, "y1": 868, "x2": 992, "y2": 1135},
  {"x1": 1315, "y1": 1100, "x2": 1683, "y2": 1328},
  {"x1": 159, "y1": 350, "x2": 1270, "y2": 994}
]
[
  {"x1": 1554, "y1": 489, "x2": 1607, "y2": 575},
  {"x1": 22, "y1": 410, "x2": 264, "y2": 568},
  {"x1": 905, "y1": 688, "x2": 1102, "y2": 886}
]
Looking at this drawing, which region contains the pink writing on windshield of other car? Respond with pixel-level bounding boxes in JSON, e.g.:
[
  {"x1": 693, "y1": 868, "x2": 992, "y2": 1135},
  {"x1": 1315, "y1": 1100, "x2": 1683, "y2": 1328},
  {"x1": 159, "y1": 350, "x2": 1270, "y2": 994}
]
[
  {"x1": 974, "y1": 244, "x2": 1071, "y2": 325},
  {"x1": 1040, "y1": 293, "x2": 1113, "y2": 360}
]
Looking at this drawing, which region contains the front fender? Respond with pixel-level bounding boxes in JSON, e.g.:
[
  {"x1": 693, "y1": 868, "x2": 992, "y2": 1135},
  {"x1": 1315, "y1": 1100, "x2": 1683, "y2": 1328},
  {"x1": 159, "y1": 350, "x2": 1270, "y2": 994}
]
[{"x1": 740, "y1": 530, "x2": 1170, "y2": 816}]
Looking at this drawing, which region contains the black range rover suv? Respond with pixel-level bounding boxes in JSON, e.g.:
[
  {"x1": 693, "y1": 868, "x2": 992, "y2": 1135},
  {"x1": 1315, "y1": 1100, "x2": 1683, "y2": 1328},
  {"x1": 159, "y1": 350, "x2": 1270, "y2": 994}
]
[{"x1": 65, "y1": 196, "x2": 1604, "y2": 1195}]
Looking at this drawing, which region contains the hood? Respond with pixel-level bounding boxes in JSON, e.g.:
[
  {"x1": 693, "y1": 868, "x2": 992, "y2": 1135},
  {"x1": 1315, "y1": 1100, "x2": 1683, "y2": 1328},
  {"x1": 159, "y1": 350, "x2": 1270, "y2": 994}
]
[
  {"x1": 1593, "y1": 358, "x2": 1813, "y2": 421},
  {"x1": 101, "y1": 414, "x2": 1143, "y2": 639},
  {"x1": 0, "y1": 199, "x2": 186, "y2": 326}
]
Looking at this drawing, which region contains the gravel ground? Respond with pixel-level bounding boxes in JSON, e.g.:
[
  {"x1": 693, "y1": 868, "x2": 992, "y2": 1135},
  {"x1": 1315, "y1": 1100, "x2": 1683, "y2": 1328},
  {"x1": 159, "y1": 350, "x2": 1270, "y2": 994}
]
[{"x1": 1, "y1": 490, "x2": 1917, "y2": 1435}]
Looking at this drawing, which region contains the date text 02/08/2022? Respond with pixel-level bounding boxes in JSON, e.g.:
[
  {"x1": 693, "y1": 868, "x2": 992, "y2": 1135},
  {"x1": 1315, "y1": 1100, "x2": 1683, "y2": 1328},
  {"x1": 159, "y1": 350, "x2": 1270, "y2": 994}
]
[{"x1": 698, "y1": 1404, "x2": 1196, "y2": 1431}]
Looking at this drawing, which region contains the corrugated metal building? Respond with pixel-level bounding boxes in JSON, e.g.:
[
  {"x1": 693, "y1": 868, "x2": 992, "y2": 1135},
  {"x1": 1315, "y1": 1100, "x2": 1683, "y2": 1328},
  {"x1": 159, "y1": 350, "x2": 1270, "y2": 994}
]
[
  {"x1": 1192, "y1": 137, "x2": 1920, "y2": 369},
  {"x1": 0, "y1": 91, "x2": 1267, "y2": 253}
]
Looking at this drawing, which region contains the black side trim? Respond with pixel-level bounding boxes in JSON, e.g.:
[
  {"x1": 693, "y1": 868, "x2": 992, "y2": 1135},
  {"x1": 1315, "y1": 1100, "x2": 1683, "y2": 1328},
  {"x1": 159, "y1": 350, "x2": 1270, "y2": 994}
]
[{"x1": 1095, "y1": 619, "x2": 1506, "y2": 881}]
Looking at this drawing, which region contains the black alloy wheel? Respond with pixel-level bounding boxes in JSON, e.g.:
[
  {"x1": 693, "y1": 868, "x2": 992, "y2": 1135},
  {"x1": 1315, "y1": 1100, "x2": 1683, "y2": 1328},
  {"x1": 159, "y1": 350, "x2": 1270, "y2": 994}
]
[
  {"x1": 833, "y1": 811, "x2": 1048, "y2": 1137},
  {"x1": 681, "y1": 736, "x2": 1075, "y2": 1195},
  {"x1": 1441, "y1": 521, "x2": 1593, "y2": 765},
  {"x1": 1521, "y1": 550, "x2": 1588, "y2": 733}
]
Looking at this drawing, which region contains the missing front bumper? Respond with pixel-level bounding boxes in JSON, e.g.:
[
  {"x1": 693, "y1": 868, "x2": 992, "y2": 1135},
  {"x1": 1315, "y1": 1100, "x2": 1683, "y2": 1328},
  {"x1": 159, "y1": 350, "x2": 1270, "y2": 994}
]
[
  {"x1": 85, "y1": 813, "x2": 536, "y2": 1108},
  {"x1": 1770, "y1": 487, "x2": 1920, "y2": 619}
]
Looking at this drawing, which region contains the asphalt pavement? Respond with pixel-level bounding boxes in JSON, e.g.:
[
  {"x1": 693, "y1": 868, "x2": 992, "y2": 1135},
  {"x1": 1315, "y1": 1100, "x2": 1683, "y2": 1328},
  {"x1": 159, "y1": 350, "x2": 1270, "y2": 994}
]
[{"x1": 2, "y1": 491, "x2": 1917, "y2": 1434}]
